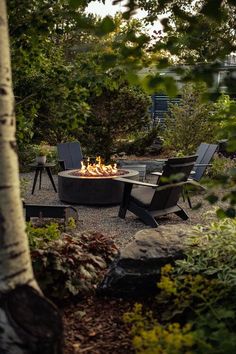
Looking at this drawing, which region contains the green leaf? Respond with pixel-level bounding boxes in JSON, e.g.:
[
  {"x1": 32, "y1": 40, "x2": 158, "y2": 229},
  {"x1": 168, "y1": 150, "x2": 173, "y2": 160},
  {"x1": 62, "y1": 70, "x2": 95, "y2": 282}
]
[
  {"x1": 225, "y1": 208, "x2": 236, "y2": 218},
  {"x1": 156, "y1": 58, "x2": 169, "y2": 70},
  {"x1": 200, "y1": 0, "x2": 224, "y2": 20},
  {"x1": 96, "y1": 17, "x2": 116, "y2": 36},
  {"x1": 216, "y1": 208, "x2": 226, "y2": 219},
  {"x1": 101, "y1": 53, "x2": 117, "y2": 68},
  {"x1": 68, "y1": 0, "x2": 87, "y2": 9},
  {"x1": 206, "y1": 194, "x2": 218, "y2": 204},
  {"x1": 113, "y1": 0, "x2": 138, "y2": 19}
]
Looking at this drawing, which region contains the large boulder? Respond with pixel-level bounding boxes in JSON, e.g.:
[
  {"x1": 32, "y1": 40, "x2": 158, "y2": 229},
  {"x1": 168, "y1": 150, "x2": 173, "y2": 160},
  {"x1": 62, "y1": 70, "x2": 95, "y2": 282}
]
[{"x1": 99, "y1": 224, "x2": 193, "y2": 297}]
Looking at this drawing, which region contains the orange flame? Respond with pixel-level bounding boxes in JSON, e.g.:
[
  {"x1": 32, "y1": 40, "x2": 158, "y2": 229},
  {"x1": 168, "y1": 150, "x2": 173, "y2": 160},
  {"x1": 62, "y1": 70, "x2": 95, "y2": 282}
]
[{"x1": 79, "y1": 156, "x2": 118, "y2": 177}]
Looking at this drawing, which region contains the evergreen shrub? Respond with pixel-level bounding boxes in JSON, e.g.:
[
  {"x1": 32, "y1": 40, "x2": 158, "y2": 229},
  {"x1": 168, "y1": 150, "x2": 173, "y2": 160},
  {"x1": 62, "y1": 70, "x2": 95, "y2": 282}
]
[{"x1": 163, "y1": 83, "x2": 218, "y2": 155}]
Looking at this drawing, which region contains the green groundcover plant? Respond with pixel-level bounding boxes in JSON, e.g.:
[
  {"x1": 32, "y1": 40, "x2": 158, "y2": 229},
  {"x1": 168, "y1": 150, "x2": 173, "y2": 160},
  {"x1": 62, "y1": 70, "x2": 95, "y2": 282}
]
[{"x1": 124, "y1": 218, "x2": 236, "y2": 354}]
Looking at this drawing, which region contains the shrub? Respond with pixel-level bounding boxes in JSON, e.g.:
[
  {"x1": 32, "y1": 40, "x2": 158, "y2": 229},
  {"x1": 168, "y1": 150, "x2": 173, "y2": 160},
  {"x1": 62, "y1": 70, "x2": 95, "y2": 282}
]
[
  {"x1": 117, "y1": 125, "x2": 163, "y2": 156},
  {"x1": 124, "y1": 304, "x2": 197, "y2": 354},
  {"x1": 163, "y1": 83, "x2": 218, "y2": 154},
  {"x1": 207, "y1": 154, "x2": 236, "y2": 179},
  {"x1": 212, "y1": 94, "x2": 236, "y2": 155},
  {"x1": 175, "y1": 218, "x2": 236, "y2": 283},
  {"x1": 28, "y1": 225, "x2": 118, "y2": 300},
  {"x1": 79, "y1": 85, "x2": 151, "y2": 161},
  {"x1": 124, "y1": 218, "x2": 236, "y2": 354},
  {"x1": 27, "y1": 222, "x2": 61, "y2": 249}
]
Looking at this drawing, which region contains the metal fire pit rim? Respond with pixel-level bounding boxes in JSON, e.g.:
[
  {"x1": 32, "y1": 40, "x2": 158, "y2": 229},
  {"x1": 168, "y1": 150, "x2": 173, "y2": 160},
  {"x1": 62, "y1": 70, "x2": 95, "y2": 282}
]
[{"x1": 58, "y1": 169, "x2": 138, "y2": 179}]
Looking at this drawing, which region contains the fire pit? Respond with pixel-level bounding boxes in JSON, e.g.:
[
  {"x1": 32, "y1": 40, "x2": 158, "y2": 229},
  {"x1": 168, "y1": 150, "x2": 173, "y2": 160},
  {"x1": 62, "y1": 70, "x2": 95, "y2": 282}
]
[{"x1": 58, "y1": 157, "x2": 139, "y2": 205}]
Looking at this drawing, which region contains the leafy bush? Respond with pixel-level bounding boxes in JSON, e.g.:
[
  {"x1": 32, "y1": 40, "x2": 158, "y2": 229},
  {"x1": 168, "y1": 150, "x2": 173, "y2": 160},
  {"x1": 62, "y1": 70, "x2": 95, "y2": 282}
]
[
  {"x1": 212, "y1": 94, "x2": 236, "y2": 155},
  {"x1": 163, "y1": 83, "x2": 218, "y2": 154},
  {"x1": 79, "y1": 84, "x2": 151, "y2": 160},
  {"x1": 124, "y1": 304, "x2": 196, "y2": 354},
  {"x1": 28, "y1": 226, "x2": 118, "y2": 300},
  {"x1": 125, "y1": 218, "x2": 236, "y2": 354},
  {"x1": 175, "y1": 218, "x2": 236, "y2": 283},
  {"x1": 117, "y1": 125, "x2": 162, "y2": 156},
  {"x1": 207, "y1": 154, "x2": 236, "y2": 179},
  {"x1": 27, "y1": 222, "x2": 61, "y2": 249}
]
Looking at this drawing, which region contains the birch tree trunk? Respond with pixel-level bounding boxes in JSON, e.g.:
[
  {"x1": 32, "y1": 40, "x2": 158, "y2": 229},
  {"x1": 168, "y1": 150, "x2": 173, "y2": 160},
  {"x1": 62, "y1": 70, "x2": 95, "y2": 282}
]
[{"x1": 0, "y1": 1, "x2": 62, "y2": 353}]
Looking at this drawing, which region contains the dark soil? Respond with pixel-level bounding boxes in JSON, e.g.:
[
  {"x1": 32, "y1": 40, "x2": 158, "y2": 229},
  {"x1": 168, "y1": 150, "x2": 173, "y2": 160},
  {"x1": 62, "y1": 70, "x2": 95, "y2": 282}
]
[{"x1": 63, "y1": 296, "x2": 136, "y2": 354}]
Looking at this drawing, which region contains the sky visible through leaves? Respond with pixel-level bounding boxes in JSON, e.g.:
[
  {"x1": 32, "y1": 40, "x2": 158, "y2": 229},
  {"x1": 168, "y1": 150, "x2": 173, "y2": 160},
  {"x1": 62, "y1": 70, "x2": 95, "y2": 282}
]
[{"x1": 86, "y1": 0, "x2": 163, "y2": 34}]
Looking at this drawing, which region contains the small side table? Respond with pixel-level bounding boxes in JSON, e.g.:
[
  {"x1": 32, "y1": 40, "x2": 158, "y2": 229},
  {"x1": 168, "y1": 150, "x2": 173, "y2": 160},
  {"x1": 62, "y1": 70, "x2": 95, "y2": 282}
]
[{"x1": 29, "y1": 162, "x2": 57, "y2": 195}]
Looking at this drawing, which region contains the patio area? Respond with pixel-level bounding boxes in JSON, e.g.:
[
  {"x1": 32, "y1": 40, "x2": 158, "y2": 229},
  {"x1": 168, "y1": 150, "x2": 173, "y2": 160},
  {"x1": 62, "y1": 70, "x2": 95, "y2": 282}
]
[{"x1": 21, "y1": 170, "x2": 217, "y2": 249}]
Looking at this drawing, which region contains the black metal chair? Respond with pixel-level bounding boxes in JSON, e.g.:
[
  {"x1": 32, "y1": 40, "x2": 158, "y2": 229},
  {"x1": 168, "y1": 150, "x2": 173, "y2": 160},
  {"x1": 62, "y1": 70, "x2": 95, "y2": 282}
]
[
  {"x1": 115, "y1": 155, "x2": 198, "y2": 228},
  {"x1": 191, "y1": 143, "x2": 218, "y2": 182},
  {"x1": 152, "y1": 143, "x2": 219, "y2": 208},
  {"x1": 57, "y1": 141, "x2": 83, "y2": 170},
  {"x1": 186, "y1": 143, "x2": 218, "y2": 207}
]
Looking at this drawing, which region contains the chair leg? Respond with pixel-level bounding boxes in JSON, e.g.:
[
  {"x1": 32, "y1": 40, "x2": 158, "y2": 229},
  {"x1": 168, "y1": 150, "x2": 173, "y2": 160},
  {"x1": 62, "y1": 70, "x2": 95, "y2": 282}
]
[
  {"x1": 118, "y1": 206, "x2": 127, "y2": 219},
  {"x1": 175, "y1": 207, "x2": 189, "y2": 221},
  {"x1": 129, "y1": 203, "x2": 159, "y2": 228},
  {"x1": 182, "y1": 188, "x2": 192, "y2": 209},
  {"x1": 187, "y1": 194, "x2": 192, "y2": 209},
  {"x1": 141, "y1": 212, "x2": 159, "y2": 228},
  {"x1": 118, "y1": 183, "x2": 133, "y2": 219}
]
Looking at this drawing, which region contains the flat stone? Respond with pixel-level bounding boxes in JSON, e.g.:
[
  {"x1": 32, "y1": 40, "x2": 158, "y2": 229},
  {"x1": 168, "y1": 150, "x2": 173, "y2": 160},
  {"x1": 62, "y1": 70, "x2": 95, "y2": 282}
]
[{"x1": 99, "y1": 224, "x2": 193, "y2": 297}]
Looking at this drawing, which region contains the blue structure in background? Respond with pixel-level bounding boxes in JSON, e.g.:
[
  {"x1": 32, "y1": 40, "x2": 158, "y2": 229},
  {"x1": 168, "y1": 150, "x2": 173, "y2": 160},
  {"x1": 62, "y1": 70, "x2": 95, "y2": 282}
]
[
  {"x1": 151, "y1": 93, "x2": 180, "y2": 125},
  {"x1": 150, "y1": 54, "x2": 236, "y2": 125}
]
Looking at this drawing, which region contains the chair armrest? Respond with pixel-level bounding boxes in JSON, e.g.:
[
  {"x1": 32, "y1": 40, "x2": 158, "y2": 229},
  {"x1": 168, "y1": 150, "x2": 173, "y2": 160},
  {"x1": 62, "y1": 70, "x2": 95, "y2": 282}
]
[
  {"x1": 113, "y1": 177, "x2": 157, "y2": 188},
  {"x1": 151, "y1": 171, "x2": 162, "y2": 176},
  {"x1": 154, "y1": 159, "x2": 167, "y2": 163},
  {"x1": 186, "y1": 179, "x2": 206, "y2": 190}
]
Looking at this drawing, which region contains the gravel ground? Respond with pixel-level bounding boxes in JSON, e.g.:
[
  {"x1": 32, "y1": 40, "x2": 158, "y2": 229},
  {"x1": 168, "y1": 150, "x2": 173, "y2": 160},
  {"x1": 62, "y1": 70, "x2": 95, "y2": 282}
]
[{"x1": 21, "y1": 171, "x2": 219, "y2": 248}]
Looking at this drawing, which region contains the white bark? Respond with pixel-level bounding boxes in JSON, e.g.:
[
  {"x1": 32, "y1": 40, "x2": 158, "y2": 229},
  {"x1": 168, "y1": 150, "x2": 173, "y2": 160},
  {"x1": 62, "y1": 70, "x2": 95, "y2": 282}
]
[
  {"x1": 0, "y1": 0, "x2": 37, "y2": 293},
  {"x1": 0, "y1": 1, "x2": 39, "y2": 352}
]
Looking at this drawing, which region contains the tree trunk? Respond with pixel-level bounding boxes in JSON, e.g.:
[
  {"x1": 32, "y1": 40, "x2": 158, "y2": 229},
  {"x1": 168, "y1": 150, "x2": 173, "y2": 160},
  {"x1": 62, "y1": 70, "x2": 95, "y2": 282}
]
[{"x1": 0, "y1": 1, "x2": 62, "y2": 353}]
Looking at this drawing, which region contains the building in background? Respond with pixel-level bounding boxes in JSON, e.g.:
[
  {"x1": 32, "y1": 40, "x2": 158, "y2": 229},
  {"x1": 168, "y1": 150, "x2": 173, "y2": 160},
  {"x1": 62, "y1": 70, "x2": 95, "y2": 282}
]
[{"x1": 150, "y1": 54, "x2": 236, "y2": 125}]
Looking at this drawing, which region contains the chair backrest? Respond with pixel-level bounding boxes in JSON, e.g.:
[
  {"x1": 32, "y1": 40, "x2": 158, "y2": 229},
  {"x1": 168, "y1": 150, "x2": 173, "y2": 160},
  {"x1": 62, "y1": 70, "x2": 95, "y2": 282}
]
[
  {"x1": 57, "y1": 141, "x2": 83, "y2": 169},
  {"x1": 149, "y1": 155, "x2": 198, "y2": 211},
  {"x1": 193, "y1": 143, "x2": 218, "y2": 181}
]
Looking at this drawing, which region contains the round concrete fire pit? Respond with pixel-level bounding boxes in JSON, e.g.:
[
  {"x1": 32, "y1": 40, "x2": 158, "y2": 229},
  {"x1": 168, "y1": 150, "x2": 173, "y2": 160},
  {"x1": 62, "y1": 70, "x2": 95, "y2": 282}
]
[{"x1": 58, "y1": 169, "x2": 139, "y2": 205}]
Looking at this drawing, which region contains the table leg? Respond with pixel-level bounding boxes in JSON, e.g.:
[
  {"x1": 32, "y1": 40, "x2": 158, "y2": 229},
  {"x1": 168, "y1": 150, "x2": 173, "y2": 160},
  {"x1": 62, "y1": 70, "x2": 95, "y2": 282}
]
[
  {"x1": 32, "y1": 168, "x2": 40, "y2": 195},
  {"x1": 45, "y1": 167, "x2": 57, "y2": 192},
  {"x1": 39, "y1": 168, "x2": 43, "y2": 190}
]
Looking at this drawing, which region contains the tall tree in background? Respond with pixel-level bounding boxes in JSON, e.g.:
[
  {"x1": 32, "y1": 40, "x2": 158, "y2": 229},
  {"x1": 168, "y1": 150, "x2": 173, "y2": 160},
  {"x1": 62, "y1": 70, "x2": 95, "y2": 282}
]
[{"x1": 0, "y1": 1, "x2": 62, "y2": 353}]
